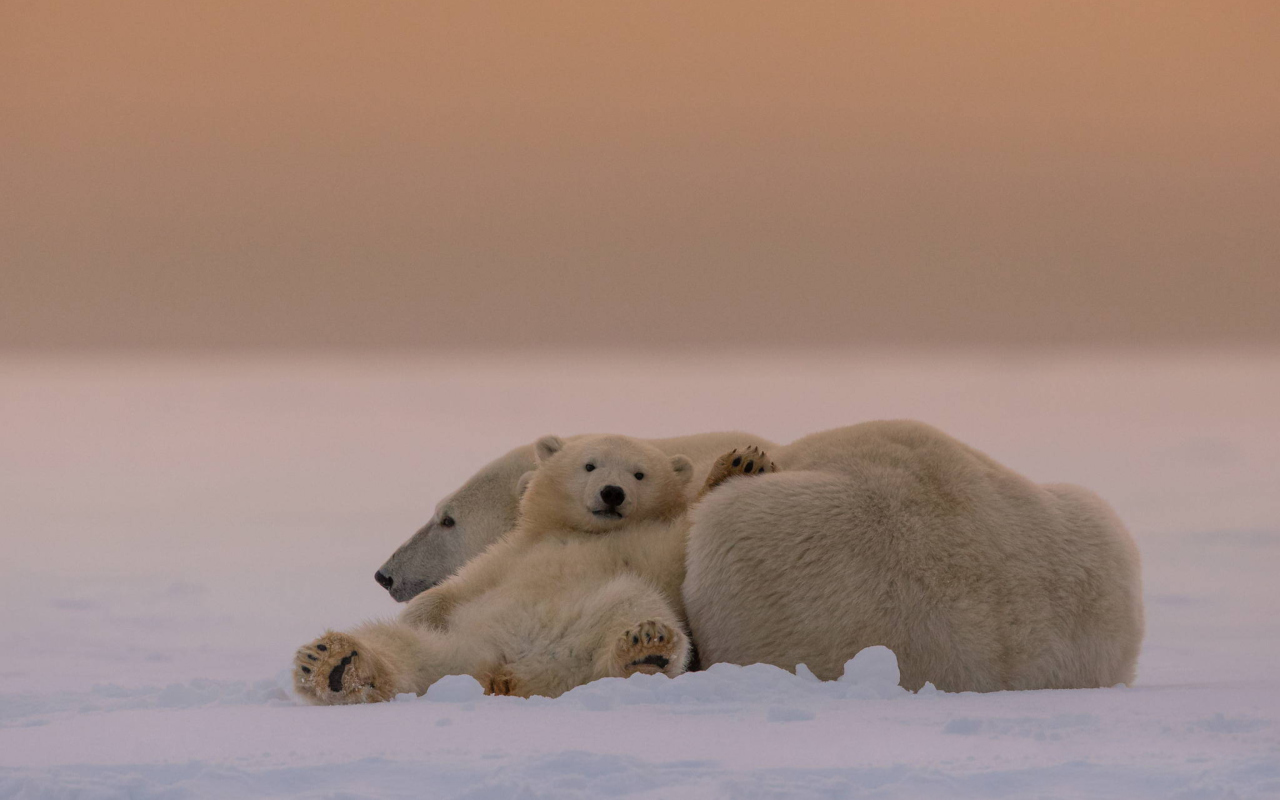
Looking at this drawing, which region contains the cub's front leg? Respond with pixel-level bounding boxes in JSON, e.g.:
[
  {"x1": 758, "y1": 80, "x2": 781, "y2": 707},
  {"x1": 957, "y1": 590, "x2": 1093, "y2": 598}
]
[
  {"x1": 401, "y1": 587, "x2": 457, "y2": 629},
  {"x1": 401, "y1": 534, "x2": 528, "y2": 630}
]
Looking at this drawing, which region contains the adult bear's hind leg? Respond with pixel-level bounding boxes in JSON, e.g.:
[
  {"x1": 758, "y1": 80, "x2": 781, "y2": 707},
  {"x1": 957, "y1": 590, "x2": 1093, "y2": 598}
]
[{"x1": 699, "y1": 446, "x2": 777, "y2": 499}]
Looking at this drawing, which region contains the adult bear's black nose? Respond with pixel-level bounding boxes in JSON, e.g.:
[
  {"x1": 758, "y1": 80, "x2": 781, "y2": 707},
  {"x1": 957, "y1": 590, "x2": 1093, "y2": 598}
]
[
  {"x1": 600, "y1": 485, "x2": 626, "y2": 508},
  {"x1": 374, "y1": 570, "x2": 394, "y2": 590}
]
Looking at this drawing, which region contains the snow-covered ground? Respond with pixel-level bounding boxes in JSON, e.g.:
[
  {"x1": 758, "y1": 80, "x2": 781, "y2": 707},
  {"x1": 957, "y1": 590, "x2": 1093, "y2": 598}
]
[{"x1": 2, "y1": 351, "x2": 1278, "y2": 799}]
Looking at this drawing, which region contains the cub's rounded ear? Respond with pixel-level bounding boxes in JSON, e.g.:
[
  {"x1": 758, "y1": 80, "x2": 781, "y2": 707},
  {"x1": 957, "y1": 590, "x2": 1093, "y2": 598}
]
[
  {"x1": 516, "y1": 470, "x2": 535, "y2": 497},
  {"x1": 535, "y1": 435, "x2": 564, "y2": 463},
  {"x1": 670, "y1": 455, "x2": 694, "y2": 485}
]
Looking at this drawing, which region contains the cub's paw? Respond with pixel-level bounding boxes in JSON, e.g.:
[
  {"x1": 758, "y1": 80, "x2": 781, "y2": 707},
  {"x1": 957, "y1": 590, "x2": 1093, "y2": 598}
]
[
  {"x1": 613, "y1": 620, "x2": 685, "y2": 677},
  {"x1": 293, "y1": 632, "x2": 395, "y2": 705},
  {"x1": 703, "y1": 446, "x2": 777, "y2": 494},
  {"x1": 481, "y1": 664, "x2": 525, "y2": 697}
]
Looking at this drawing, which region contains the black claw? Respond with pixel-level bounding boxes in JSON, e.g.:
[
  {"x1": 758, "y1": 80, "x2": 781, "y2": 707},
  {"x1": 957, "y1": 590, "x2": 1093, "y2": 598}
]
[
  {"x1": 316, "y1": 644, "x2": 328, "y2": 651},
  {"x1": 632, "y1": 635, "x2": 639, "y2": 644},
  {"x1": 300, "y1": 666, "x2": 311, "y2": 674},
  {"x1": 307, "y1": 654, "x2": 317, "y2": 661}
]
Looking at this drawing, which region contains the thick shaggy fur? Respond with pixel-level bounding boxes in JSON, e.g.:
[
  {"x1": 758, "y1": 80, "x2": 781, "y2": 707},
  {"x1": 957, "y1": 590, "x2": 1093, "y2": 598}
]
[
  {"x1": 356, "y1": 421, "x2": 1144, "y2": 694},
  {"x1": 294, "y1": 435, "x2": 769, "y2": 703},
  {"x1": 683, "y1": 421, "x2": 1145, "y2": 691}
]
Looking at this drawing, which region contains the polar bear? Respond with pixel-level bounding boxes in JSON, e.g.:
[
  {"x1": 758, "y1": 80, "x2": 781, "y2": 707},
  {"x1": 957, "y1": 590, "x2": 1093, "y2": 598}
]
[
  {"x1": 292, "y1": 435, "x2": 773, "y2": 703},
  {"x1": 371, "y1": 421, "x2": 1144, "y2": 693},
  {"x1": 374, "y1": 431, "x2": 777, "y2": 601},
  {"x1": 685, "y1": 421, "x2": 1144, "y2": 691}
]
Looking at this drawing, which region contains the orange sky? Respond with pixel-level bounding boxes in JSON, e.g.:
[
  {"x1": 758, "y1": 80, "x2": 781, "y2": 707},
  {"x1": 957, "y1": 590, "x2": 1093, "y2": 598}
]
[{"x1": 2, "y1": 1, "x2": 1277, "y2": 349}]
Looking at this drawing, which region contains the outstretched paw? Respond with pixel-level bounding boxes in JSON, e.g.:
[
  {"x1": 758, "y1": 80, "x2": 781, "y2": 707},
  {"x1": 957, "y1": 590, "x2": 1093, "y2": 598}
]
[
  {"x1": 613, "y1": 620, "x2": 685, "y2": 677},
  {"x1": 293, "y1": 632, "x2": 395, "y2": 705},
  {"x1": 702, "y1": 446, "x2": 777, "y2": 496}
]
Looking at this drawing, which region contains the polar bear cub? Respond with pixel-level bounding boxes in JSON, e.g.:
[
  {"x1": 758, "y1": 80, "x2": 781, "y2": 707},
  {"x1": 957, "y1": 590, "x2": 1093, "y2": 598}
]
[{"x1": 292, "y1": 435, "x2": 772, "y2": 703}]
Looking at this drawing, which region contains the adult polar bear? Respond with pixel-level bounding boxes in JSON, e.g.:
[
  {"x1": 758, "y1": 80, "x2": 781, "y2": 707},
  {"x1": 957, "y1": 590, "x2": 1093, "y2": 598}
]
[{"x1": 376, "y1": 421, "x2": 1144, "y2": 691}]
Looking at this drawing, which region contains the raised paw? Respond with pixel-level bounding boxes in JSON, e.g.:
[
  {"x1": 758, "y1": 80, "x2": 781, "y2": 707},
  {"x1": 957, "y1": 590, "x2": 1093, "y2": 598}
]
[
  {"x1": 613, "y1": 620, "x2": 685, "y2": 677},
  {"x1": 293, "y1": 632, "x2": 395, "y2": 705},
  {"x1": 701, "y1": 445, "x2": 777, "y2": 496}
]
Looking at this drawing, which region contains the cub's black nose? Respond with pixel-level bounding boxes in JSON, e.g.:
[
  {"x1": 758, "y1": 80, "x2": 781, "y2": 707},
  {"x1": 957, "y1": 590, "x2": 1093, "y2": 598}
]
[
  {"x1": 374, "y1": 570, "x2": 394, "y2": 590},
  {"x1": 599, "y1": 485, "x2": 626, "y2": 508}
]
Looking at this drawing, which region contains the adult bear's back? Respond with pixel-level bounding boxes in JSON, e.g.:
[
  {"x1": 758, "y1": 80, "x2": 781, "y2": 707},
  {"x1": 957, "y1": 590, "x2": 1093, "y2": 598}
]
[{"x1": 683, "y1": 420, "x2": 1143, "y2": 691}]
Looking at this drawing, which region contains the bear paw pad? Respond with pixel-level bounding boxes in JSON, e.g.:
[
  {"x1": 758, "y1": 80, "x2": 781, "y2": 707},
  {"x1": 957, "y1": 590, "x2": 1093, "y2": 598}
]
[
  {"x1": 704, "y1": 446, "x2": 777, "y2": 493},
  {"x1": 293, "y1": 632, "x2": 393, "y2": 705},
  {"x1": 614, "y1": 620, "x2": 683, "y2": 677}
]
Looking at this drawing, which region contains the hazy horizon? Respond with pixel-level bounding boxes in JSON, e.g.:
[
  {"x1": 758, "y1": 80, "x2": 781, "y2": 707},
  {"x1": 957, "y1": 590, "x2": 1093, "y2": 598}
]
[{"x1": 4, "y1": 1, "x2": 1278, "y2": 351}]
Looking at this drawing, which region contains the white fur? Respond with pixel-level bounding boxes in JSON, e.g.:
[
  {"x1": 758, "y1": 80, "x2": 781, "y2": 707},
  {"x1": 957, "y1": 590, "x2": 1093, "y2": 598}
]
[
  {"x1": 361, "y1": 421, "x2": 1144, "y2": 694},
  {"x1": 376, "y1": 431, "x2": 776, "y2": 599},
  {"x1": 305, "y1": 435, "x2": 698, "y2": 701},
  {"x1": 683, "y1": 420, "x2": 1145, "y2": 691}
]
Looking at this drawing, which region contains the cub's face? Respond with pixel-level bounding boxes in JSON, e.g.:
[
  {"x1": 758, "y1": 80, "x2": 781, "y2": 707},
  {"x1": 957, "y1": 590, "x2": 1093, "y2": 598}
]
[{"x1": 524, "y1": 435, "x2": 693, "y2": 533}]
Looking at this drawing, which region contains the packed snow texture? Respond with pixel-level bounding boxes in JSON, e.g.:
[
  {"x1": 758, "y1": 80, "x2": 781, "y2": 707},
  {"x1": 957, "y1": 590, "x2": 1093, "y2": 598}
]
[{"x1": 2, "y1": 352, "x2": 1278, "y2": 799}]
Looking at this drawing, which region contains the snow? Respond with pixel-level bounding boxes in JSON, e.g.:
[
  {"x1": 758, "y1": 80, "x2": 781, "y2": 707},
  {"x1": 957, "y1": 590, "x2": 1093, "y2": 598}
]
[{"x1": 2, "y1": 351, "x2": 1278, "y2": 799}]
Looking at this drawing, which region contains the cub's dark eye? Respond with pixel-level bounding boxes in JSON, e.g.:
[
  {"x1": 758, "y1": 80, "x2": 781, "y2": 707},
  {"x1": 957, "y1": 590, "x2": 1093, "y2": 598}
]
[
  {"x1": 634, "y1": 472, "x2": 645, "y2": 480},
  {"x1": 439, "y1": 516, "x2": 455, "y2": 528},
  {"x1": 585, "y1": 464, "x2": 596, "y2": 472}
]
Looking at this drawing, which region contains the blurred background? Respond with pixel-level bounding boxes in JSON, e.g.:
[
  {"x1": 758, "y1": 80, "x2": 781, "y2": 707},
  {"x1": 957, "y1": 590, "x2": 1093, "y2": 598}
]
[
  {"x1": 1, "y1": 1, "x2": 1278, "y2": 700},
  {"x1": 3, "y1": 0, "x2": 1277, "y2": 352}
]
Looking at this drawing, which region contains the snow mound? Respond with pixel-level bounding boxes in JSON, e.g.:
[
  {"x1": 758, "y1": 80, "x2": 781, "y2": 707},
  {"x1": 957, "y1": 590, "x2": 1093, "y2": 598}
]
[
  {"x1": 388, "y1": 647, "x2": 910, "y2": 712},
  {"x1": 837, "y1": 645, "x2": 903, "y2": 698},
  {"x1": 423, "y1": 674, "x2": 487, "y2": 703}
]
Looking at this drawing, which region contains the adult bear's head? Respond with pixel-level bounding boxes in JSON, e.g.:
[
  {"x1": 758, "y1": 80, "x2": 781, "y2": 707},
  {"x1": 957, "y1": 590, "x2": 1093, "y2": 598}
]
[
  {"x1": 374, "y1": 443, "x2": 537, "y2": 601},
  {"x1": 519, "y1": 434, "x2": 693, "y2": 534}
]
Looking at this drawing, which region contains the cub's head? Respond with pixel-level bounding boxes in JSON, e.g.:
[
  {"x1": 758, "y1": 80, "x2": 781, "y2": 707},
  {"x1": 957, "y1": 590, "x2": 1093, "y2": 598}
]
[{"x1": 520, "y1": 434, "x2": 693, "y2": 533}]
